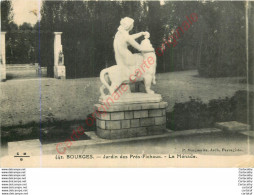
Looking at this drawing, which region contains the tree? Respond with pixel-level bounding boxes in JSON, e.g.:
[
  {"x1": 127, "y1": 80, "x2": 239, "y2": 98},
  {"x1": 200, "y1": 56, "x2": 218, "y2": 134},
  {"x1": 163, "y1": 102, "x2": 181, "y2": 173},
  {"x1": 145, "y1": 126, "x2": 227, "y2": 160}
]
[
  {"x1": 39, "y1": 1, "x2": 247, "y2": 78},
  {"x1": 1, "y1": 0, "x2": 13, "y2": 31},
  {"x1": 40, "y1": 1, "x2": 149, "y2": 78},
  {"x1": 198, "y1": 2, "x2": 246, "y2": 77},
  {"x1": 6, "y1": 23, "x2": 37, "y2": 64},
  {"x1": 19, "y1": 22, "x2": 33, "y2": 30}
]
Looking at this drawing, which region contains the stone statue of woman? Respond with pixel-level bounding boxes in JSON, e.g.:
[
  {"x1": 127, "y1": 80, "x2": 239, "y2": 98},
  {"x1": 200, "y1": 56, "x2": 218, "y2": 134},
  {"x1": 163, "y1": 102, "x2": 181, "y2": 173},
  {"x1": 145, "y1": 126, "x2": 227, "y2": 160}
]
[
  {"x1": 99, "y1": 17, "x2": 157, "y2": 97},
  {"x1": 113, "y1": 17, "x2": 154, "y2": 73}
]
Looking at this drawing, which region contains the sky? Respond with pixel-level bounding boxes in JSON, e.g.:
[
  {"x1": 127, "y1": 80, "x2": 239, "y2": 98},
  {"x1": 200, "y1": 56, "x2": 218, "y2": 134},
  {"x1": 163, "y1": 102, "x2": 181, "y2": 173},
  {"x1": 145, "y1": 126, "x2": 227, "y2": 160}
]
[{"x1": 11, "y1": 0, "x2": 42, "y2": 26}]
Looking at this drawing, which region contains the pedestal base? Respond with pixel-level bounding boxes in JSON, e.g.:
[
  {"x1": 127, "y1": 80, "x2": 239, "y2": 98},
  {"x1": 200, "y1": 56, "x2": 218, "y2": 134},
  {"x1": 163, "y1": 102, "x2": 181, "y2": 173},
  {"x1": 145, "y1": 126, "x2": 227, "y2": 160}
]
[
  {"x1": 94, "y1": 101, "x2": 168, "y2": 139},
  {"x1": 100, "y1": 93, "x2": 162, "y2": 104},
  {"x1": 54, "y1": 65, "x2": 66, "y2": 79},
  {"x1": 0, "y1": 66, "x2": 6, "y2": 81}
]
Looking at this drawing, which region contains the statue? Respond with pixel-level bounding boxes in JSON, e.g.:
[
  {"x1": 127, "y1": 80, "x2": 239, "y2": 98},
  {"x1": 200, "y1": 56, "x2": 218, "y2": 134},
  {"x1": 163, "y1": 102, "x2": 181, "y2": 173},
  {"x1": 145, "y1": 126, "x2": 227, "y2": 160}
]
[
  {"x1": 100, "y1": 17, "x2": 157, "y2": 99},
  {"x1": 58, "y1": 50, "x2": 64, "y2": 66},
  {"x1": 95, "y1": 18, "x2": 166, "y2": 140}
]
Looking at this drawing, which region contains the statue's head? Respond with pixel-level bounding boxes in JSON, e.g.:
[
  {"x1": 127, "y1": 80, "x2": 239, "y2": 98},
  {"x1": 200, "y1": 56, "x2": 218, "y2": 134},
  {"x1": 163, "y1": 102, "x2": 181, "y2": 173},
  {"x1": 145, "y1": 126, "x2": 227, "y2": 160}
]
[{"x1": 120, "y1": 17, "x2": 134, "y2": 32}]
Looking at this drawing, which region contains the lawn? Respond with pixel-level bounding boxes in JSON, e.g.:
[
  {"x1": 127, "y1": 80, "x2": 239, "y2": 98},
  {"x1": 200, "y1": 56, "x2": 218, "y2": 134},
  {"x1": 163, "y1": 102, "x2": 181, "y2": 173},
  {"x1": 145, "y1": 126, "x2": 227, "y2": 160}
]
[{"x1": 0, "y1": 70, "x2": 251, "y2": 128}]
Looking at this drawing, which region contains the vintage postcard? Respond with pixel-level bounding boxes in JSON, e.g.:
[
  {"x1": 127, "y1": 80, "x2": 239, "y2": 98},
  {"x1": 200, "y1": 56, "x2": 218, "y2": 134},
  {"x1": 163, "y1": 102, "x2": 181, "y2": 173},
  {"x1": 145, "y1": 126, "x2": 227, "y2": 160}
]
[{"x1": 0, "y1": 0, "x2": 253, "y2": 167}]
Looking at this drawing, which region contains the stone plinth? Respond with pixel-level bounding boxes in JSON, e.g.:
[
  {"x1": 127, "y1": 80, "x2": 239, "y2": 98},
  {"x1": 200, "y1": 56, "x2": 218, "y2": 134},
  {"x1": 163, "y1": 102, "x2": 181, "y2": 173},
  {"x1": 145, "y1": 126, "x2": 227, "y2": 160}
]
[
  {"x1": 100, "y1": 93, "x2": 162, "y2": 104},
  {"x1": 94, "y1": 101, "x2": 168, "y2": 139},
  {"x1": 0, "y1": 66, "x2": 6, "y2": 81},
  {"x1": 54, "y1": 32, "x2": 62, "y2": 66},
  {"x1": 54, "y1": 65, "x2": 66, "y2": 79},
  {"x1": 1, "y1": 32, "x2": 6, "y2": 81},
  {"x1": 53, "y1": 32, "x2": 66, "y2": 79},
  {"x1": 215, "y1": 121, "x2": 250, "y2": 131}
]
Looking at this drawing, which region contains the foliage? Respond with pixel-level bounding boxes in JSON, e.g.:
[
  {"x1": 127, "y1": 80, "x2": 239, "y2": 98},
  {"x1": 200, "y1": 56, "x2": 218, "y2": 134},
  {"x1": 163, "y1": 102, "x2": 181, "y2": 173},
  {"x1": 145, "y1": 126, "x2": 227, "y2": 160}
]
[
  {"x1": 198, "y1": 2, "x2": 247, "y2": 77},
  {"x1": 167, "y1": 97, "x2": 212, "y2": 130},
  {"x1": 40, "y1": 1, "x2": 154, "y2": 78},
  {"x1": 167, "y1": 90, "x2": 250, "y2": 130},
  {"x1": 39, "y1": 1, "x2": 247, "y2": 78},
  {"x1": 1, "y1": 0, "x2": 13, "y2": 31},
  {"x1": 19, "y1": 22, "x2": 33, "y2": 30},
  {"x1": 2, "y1": 1, "x2": 247, "y2": 77},
  {"x1": 6, "y1": 24, "x2": 39, "y2": 64}
]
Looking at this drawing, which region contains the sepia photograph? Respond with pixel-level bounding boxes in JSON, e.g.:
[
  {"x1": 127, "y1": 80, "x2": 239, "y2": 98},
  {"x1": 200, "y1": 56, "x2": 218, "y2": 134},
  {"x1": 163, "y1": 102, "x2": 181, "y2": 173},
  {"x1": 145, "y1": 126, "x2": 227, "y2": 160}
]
[{"x1": 0, "y1": 0, "x2": 254, "y2": 167}]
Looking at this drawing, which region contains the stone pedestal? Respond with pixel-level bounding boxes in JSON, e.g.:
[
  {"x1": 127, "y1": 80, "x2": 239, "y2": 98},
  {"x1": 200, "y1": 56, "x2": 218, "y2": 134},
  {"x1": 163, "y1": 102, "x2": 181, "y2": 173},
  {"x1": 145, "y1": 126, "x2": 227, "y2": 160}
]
[
  {"x1": 54, "y1": 65, "x2": 66, "y2": 79},
  {"x1": 1, "y1": 32, "x2": 6, "y2": 81},
  {"x1": 94, "y1": 101, "x2": 168, "y2": 139},
  {"x1": 53, "y1": 32, "x2": 66, "y2": 79},
  {"x1": 100, "y1": 93, "x2": 162, "y2": 104},
  {"x1": 0, "y1": 66, "x2": 6, "y2": 81}
]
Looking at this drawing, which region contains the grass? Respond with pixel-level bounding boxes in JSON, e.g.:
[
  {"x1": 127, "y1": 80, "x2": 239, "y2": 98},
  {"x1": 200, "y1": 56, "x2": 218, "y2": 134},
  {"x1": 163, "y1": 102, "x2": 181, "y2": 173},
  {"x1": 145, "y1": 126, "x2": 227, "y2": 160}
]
[{"x1": 1, "y1": 70, "x2": 251, "y2": 128}]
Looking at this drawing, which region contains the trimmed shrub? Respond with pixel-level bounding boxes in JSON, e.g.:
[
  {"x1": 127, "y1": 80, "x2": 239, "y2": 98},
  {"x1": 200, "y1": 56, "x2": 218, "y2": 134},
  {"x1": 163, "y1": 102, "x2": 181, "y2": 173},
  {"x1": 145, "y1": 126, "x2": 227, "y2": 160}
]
[
  {"x1": 167, "y1": 97, "x2": 212, "y2": 130},
  {"x1": 167, "y1": 90, "x2": 251, "y2": 130}
]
